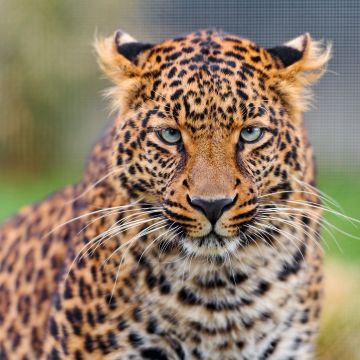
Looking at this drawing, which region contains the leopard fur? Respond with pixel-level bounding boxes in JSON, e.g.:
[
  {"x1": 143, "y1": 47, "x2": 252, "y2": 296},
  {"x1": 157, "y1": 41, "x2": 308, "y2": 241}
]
[{"x1": 0, "y1": 29, "x2": 331, "y2": 359}]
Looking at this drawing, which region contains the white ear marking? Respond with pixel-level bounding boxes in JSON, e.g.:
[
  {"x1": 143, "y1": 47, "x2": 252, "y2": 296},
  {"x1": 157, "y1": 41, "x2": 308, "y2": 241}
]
[
  {"x1": 114, "y1": 30, "x2": 138, "y2": 48},
  {"x1": 285, "y1": 33, "x2": 310, "y2": 52}
]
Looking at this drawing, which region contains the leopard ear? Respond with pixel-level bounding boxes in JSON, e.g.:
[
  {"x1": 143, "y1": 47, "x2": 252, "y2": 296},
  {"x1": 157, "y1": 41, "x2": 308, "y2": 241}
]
[
  {"x1": 95, "y1": 30, "x2": 153, "y2": 113},
  {"x1": 95, "y1": 30, "x2": 153, "y2": 83},
  {"x1": 267, "y1": 33, "x2": 332, "y2": 112},
  {"x1": 115, "y1": 31, "x2": 153, "y2": 63}
]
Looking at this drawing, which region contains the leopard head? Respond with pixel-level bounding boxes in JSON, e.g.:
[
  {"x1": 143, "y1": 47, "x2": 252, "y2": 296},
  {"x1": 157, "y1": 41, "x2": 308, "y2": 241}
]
[{"x1": 95, "y1": 29, "x2": 330, "y2": 258}]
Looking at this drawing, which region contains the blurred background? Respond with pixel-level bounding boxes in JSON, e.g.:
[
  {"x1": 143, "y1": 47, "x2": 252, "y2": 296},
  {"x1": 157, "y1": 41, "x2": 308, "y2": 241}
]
[{"x1": 0, "y1": 1, "x2": 359, "y2": 358}]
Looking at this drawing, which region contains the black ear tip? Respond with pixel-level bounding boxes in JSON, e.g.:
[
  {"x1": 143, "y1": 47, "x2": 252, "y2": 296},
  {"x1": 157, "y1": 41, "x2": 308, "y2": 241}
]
[
  {"x1": 267, "y1": 46, "x2": 303, "y2": 67},
  {"x1": 116, "y1": 42, "x2": 153, "y2": 62}
]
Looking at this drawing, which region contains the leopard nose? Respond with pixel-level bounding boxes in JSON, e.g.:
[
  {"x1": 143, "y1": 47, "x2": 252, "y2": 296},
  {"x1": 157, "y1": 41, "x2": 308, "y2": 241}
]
[{"x1": 187, "y1": 196, "x2": 236, "y2": 225}]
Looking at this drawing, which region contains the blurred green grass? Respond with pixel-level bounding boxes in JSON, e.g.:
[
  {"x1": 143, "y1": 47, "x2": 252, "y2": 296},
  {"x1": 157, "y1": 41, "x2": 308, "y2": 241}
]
[
  {"x1": 317, "y1": 172, "x2": 360, "y2": 262},
  {"x1": 0, "y1": 171, "x2": 80, "y2": 221},
  {"x1": 0, "y1": 169, "x2": 359, "y2": 262}
]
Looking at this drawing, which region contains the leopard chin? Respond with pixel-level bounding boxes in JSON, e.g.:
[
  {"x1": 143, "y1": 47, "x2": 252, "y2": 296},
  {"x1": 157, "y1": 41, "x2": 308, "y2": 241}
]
[{"x1": 180, "y1": 232, "x2": 245, "y2": 259}]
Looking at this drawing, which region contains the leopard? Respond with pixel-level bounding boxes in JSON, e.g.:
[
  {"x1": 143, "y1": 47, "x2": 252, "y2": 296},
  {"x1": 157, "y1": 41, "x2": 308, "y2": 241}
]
[{"x1": 0, "y1": 29, "x2": 331, "y2": 360}]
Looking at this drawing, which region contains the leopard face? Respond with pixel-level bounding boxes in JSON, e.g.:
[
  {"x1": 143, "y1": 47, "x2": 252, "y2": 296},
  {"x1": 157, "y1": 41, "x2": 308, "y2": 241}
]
[{"x1": 97, "y1": 29, "x2": 330, "y2": 259}]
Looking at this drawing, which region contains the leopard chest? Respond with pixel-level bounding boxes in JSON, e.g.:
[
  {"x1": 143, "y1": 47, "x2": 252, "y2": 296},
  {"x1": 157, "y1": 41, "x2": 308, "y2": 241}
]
[{"x1": 123, "y1": 243, "x2": 313, "y2": 360}]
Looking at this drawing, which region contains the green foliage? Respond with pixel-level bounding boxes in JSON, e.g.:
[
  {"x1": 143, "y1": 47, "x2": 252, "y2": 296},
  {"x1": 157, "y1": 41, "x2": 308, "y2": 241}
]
[{"x1": 0, "y1": 0, "x2": 144, "y2": 173}]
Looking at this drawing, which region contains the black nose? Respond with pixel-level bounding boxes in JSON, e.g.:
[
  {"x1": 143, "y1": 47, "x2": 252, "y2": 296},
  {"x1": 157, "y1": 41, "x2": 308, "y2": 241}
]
[{"x1": 188, "y1": 196, "x2": 235, "y2": 225}]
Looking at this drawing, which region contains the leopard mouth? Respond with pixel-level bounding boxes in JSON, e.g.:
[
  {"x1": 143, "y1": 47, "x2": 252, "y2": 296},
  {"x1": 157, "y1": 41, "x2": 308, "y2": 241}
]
[{"x1": 180, "y1": 231, "x2": 247, "y2": 258}]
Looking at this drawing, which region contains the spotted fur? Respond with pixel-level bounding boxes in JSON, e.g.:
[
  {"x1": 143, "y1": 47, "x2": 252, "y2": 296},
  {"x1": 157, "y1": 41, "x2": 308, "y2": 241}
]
[{"x1": 0, "y1": 29, "x2": 331, "y2": 359}]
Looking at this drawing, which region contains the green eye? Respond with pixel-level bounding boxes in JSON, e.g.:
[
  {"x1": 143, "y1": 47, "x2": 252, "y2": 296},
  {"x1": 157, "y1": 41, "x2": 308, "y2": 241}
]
[
  {"x1": 157, "y1": 128, "x2": 182, "y2": 145},
  {"x1": 240, "y1": 127, "x2": 264, "y2": 143}
]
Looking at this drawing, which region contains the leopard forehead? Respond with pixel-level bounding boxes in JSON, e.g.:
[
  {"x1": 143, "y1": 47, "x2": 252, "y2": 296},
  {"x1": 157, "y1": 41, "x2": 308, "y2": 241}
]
[{"x1": 132, "y1": 30, "x2": 280, "y2": 134}]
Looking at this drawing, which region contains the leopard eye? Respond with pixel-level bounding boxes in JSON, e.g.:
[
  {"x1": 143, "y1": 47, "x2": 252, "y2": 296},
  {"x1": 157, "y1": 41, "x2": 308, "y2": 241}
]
[
  {"x1": 240, "y1": 127, "x2": 264, "y2": 143},
  {"x1": 157, "y1": 128, "x2": 182, "y2": 145}
]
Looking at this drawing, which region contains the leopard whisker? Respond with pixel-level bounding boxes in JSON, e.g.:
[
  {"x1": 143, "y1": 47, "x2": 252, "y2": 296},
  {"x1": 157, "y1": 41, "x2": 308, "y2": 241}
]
[
  {"x1": 67, "y1": 166, "x2": 125, "y2": 205},
  {"x1": 108, "y1": 220, "x2": 169, "y2": 299},
  {"x1": 44, "y1": 199, "x2": 159, "y2": 238},
  {"x1": 290, "y1": 174, "x2": 344, "y2": 211},
  {"x1": 259, "y1": 205, "x2": 360, "y2": 242},
  {"x1": 136, "y1": 224, "x2": 180, "y2": 266},
  {"x1": 256, "y1": 214, "x2": 325, "y2": 252},
  {"x1": 101, "y1": 218, "x2": 168, "y2": 265},
  {"x1": 245, "y1": 224, "x2": 277, "y2": 255},
  {"x1": 258, "y1": 189, "x2": 339, "y2": 211},
  {"x1": 79, "y1": 210, "x2": 164, "y2": 261},
  {"x1": 77, "y1": 206, "x2": 163, "y2": 236},
  {"x1": 274, "y1": 199, "x2": 359, "y2": 226},
  {"x1": 250, "y1": 220, "x2": 306, "y2": 261},
  {"x1": 257, "y1": 208, "x2": 324, "y2": 243},
  {"x1": 259, "y1": 192, "x2": 358, "y2": 231},
  {"x1": 105, "y1": 219, "x2": 168, "y2": 264},
  {"x1": 246, "y1": 222, "x2": 294, "y2": 259},
  {"x1": 158, "y1": 228, "x2": 184, "y2": 262},
  {"x1": 257, "y1": 207, "x2": 335, "y2": 250},
  {"x1": 64, "y1": 214, "x2": 165, "y2": 281}
]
